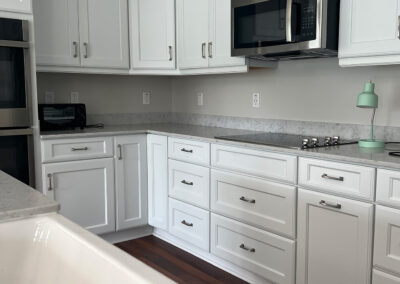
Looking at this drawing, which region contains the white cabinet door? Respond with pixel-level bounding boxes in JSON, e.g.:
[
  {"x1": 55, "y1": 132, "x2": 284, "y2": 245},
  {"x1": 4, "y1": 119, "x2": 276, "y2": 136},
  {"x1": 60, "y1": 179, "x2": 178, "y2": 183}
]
[
  {"x1": 374, "y1": 206, "x2": 400, "y2": 275},
  {"x1": 33, "y1": 0, "x2": 80, "y2": 67},
  {"x1": 0, "y1": 0, "x2": 31, "y2": 13},
  {"x1": 208, "y1": 0, "x2": 245, "y2": 67},
  {"x1": 42, "y1": 158, "x2": 115, "y2": 235},
  {"x1": 177, "y1": 0, "x2": 209, "y2": 69},
  {"x1": 114, "y1": 135, "x2": 147, "y2": 231},
  {"x1": 130, "y1": 0, "x2": 176, "y2": 70},
  {"x1": 297, "y1": 188, "x2": 373, "y2": 284},
  {"x1": 339, "y1": 0, "x2": 400, "y2": 66},
  {"x1": 147, "y1": 134, "x2": 168, "y2": 230},
  {"x1": 79, "y1": 0, "x2": 129, "y2": 69}
]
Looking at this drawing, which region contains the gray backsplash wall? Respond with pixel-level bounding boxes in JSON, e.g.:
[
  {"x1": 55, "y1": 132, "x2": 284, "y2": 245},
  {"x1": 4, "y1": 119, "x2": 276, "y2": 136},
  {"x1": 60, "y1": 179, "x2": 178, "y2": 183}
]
[{"x1": 171, "y1": 58, "x2": 400, "y2": 128}]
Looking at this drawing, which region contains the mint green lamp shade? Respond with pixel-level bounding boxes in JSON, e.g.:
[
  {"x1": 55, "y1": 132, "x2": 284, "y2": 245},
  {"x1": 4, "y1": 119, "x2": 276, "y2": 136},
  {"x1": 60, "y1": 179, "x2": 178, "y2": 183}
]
[{"x1": 357, "y1": 82, "x2": 385, "y2": 148}]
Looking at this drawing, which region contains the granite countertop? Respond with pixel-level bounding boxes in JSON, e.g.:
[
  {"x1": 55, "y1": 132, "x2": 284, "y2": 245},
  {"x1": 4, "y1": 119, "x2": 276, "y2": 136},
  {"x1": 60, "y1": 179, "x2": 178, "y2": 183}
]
[
  {"x1": 41, "y1": 123, "x2": 400, "y2": 170},
  {"x1": 0, "y1": 171, "x2": 59, "y2": 222}
]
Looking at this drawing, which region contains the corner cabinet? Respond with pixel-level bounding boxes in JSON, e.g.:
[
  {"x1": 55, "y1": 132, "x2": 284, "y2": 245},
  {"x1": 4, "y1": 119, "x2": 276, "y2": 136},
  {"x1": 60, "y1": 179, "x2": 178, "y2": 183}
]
[
  {"x1": 297, "y1": 188, "x2": 373, "y2": 284},
  {"x1": 130, "y1": 0, "x2": 176, "y2": 70},
  {"x1": 339, "y1": 0, "x2": 400, "y2": 67},
  {"x1": 114, "y1": 135, "x2": 148, "y2": 231},
  {"x1": 147, "y1": 134, "x2": 168, "y2": 230},
  {"x1": 42, "y1": 158, "x2": 116, "y2": 235},
  {"x1": 176, "y1": 0, "x2": 246, "y2": 70},
  {"x1": 33, "y1": 0, "x2": 129, "y2": 70}
]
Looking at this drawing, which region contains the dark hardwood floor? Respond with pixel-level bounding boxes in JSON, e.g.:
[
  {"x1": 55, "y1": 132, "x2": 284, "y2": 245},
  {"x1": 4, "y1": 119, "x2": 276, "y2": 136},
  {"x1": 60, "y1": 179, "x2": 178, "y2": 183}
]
[{"x1": 115, "y1": 236, "x2": 248, "y2": 284}]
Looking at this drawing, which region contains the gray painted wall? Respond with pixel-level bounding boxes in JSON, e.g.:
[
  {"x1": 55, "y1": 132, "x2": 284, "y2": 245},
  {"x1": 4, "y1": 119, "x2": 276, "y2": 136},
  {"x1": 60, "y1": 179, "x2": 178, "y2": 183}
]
[
  {"x1": 37, "y1": 73, "x2": 172, "y2": 114},
  {"x1": 171, "y1": 58, "x2": 400, "y2": 127},
  {"x1": 36, "y1": 58, "x2": 400, "y2": 127}
]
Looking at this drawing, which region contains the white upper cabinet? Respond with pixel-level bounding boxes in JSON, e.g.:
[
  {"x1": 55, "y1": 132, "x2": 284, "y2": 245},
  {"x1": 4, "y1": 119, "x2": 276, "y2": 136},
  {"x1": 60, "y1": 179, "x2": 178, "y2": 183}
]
[
  {"x1": 177, "y1": 0, "x2": 209, "y2": 69},
  {"x1": 79, "y1": 0, "x2": 129, "y2": 69},
  {"x1": 297, "y1": 188, "x2": 373, "y2": 284},
  {"x1": 339, "y1": 0, "x2": 400, "y2": 66},
  {"x1": 34, "y1": 0, "x2": 80, "y2": 67},
  {"x1": 177, "y1": 0, "x2": 245, "y2": 70},
  {"x1": 114, "y1": 135, "x2": 148, "y2": 231},
  {"x1": 33, "y1": 0, "x2": 129, "y2": 70},
  {"x1": 130, "y1": 0, "x2": 176, "y2": 70},
  {"x1": 208, "y1": 0, "x2": 245, "y2": 67},
  {"x1": 0, "y1": 0, "x2": 31, "y2": 13}
]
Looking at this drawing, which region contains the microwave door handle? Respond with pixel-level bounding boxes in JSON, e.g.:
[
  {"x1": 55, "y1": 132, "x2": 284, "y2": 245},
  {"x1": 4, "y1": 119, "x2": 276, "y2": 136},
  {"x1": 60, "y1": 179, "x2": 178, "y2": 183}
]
[{"x1": 286, "y1": 0, "x2": 293, "y2": 42}]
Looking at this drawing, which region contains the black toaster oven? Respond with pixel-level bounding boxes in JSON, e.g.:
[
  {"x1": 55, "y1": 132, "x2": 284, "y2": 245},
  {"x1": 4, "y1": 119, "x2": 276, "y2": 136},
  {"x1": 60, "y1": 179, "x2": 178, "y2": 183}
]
[{"x1": 38, "y1": 104, "x2": 86, "y2": 131}]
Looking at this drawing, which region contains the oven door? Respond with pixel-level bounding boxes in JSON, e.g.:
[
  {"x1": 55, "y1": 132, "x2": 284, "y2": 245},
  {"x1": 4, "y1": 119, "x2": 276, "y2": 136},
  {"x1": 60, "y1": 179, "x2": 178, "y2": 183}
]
[
  {"x1": 0, "y1": 18, "x2": 31, "y2": 128},
  {"x1": 0, "y1": 128, "x2": 34, "y2": 186},
  {"x1": 232, "y1": 0, "x2": 322, "y2": 57}
]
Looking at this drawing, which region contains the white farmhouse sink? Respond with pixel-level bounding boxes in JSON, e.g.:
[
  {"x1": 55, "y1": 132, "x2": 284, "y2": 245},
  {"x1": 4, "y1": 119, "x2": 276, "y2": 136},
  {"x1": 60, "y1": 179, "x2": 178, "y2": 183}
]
[{"x1": 0, "y1": 213, "x2": 175, "y2": 284}]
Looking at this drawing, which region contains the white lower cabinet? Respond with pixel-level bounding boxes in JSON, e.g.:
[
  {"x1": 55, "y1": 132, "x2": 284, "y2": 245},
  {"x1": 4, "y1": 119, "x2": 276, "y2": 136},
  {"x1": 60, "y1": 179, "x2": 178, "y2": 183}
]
[
  {"x1": 42, "y1": 158, "x2": 115, "y2": 235},
  {"x1": 297, "y1": 188, "x2": 373, "y2": 284},
  {"x1": 147, "y1": 134, "x2": 168, "y2": 230},
  {"x1": 168, "y1": 198, "x2": 210, "y2": 251},
  {"x1": 374, "y1": 205, "x2": 400, "y2": 275},
  {"x1": 373, "y1": 269, "x2": 400, "y2": 284},
  {"x1": 211, "y1": 213, "x2": 295, "y2": 284},
  {"x1": 114, "y1": 135, "x2": 147, "y2": 231},
  {"x1": 210, "y1": 169, "x2": 296, "y2": 237}
]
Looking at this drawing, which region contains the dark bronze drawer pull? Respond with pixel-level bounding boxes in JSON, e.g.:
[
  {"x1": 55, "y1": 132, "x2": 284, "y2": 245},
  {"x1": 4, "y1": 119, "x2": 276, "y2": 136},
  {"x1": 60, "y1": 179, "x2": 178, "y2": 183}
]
[
  {"x1": 181, "y1": 220, "x2": 193, "y2": 227},
  {"x1": 71, "y1": 147, "x2": 88, "y2": 151},
  {"x1": 321, "y1": 173, "x2": 344, "y2": 182},
  {"x1": 240, "y1": 244, "x2": 255, "y2": 253},
  {"x1": 181, "y1": 180, "x2": 194, "y2": 186},
  {"x1": 181, "y1": 148, "x2": 193, "y2": 153},
  {"x1": 319, "y1": 200, "x2": 342, "y2": 209},
  {"x1": 240, "y1": 196, "x2": 256, "y2": 204}
]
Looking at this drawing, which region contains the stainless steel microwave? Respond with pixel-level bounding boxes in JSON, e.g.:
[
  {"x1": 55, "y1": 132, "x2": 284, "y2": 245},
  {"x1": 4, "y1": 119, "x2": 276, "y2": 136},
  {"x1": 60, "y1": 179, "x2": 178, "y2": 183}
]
[{"x1": 231, "y1": 0, "x2": 340, "y2": 60}]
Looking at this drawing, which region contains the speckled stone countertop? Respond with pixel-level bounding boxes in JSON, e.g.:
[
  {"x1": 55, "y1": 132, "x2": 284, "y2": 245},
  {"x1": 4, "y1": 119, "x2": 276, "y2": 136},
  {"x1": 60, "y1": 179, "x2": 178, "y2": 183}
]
[
  {"x1": 0, "y1": 171, "x2": 59, "y2": 222},
  {"x1": 41, "y1": 123, "x2": 400, "y2": 170}
]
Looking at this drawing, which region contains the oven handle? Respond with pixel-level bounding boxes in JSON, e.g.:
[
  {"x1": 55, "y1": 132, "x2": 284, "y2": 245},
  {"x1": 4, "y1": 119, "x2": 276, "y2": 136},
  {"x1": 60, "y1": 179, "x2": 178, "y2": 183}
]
[
  {"x1": 0, "y1": 128, "x2": 33, "y2": 136},
  {"x1": 286, "y1": 0, "x2": 293, "y2": 43},
  {"x1": 0, "y1": 40, "x2": 29, "y2": 49}
]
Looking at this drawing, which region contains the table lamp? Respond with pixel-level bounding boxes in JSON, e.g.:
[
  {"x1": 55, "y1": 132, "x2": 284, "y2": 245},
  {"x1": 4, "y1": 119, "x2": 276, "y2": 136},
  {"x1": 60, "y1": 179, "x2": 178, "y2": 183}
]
[{"x1": 357, "y1": 81, "x2": 385, "y2": 148}]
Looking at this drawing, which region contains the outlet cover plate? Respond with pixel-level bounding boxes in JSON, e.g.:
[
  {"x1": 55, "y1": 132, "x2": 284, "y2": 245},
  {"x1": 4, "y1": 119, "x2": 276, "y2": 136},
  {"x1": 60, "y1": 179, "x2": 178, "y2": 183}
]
[
  {"x1": 45, "y1": 91, "x2": 55, "y2": 104},
  {"x1": 252, "y1": 93, "x2": 260, "y2": 108},
  {"x1": 70, "y1": 91, "x2": 79, "y2": 103},
  {"x1": 143, "y1": 91, "x2": 151, "y2": 105},
  {"x1": 197, "y1": 92, "x2": 204, "y2": 106}
]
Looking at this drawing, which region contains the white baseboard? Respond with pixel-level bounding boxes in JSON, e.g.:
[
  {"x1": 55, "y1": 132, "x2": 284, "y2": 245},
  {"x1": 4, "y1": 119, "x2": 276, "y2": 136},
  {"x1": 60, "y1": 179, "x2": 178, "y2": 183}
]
[
  {"x1": 153, "y1": 228, "x2": 271, "y2": 284},
  {"x1": 100, "y1": 225, "x2": 153, "y2": 244}
]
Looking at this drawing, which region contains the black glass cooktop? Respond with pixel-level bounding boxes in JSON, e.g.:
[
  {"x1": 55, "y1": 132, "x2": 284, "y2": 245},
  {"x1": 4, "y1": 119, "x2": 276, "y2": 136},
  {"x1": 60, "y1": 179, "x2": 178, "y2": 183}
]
[{"x1": 215, "y1": 133, "x2": 357, "y2": 149}]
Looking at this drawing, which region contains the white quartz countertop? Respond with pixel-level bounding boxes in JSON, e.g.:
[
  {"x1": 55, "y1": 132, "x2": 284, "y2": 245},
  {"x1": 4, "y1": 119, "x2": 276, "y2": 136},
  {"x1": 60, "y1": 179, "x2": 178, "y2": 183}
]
[
  {"x1": 0, "y1": 171, "x2": 59, "y2": 222},
  {"x1": 40, "y1": 123, "x2": 400, "y2": 170}
]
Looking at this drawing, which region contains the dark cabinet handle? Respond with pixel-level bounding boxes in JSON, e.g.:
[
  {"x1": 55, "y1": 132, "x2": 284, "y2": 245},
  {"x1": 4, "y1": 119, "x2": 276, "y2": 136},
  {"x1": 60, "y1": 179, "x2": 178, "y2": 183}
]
[
  {"x1": 181, "y1": 180, "x2": 194, "y2": 186},
  {"x1": 181, "y1": 220, "x2": 193, "y2": 227},
  {"x1": 71, "y1": 147, "x2": 88, "y2": 151},
  {"x1": 321, "y1": 173, "x2": 344, "y2": 182},
  {"x1": 240, "y1": 244, "x2": 255, "y2": 253},
  {"x1": 240, "y1": 196, "x2": 256, "y2": 204},
  {"x1": 181, "y1": 148, "x2": 193, "y2": 153},
  {"x1": 319, "y1": 200, "x2": 342, "y2": 209}
]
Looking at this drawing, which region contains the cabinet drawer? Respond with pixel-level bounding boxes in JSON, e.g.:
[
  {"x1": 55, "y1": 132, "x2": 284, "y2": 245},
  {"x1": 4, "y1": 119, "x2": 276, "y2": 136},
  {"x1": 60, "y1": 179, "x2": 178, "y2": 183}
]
[
  {"x1": 168, "y1": 198, "x2": 210, "y2": 251},
  {"x1": 377, "y1": 169, "x2": 400, "y2": 209},
  {"x1": 211, "y1": 213, "x2": 295, "y2": 284},
  {"x1": 169, "y1": 160, "x2": 210, "y2": 209},
  {"x1": 374, "y1": 206, "x2": 400, "y2": 275},
  {"x1": 168, "y1": 137, "x2": 210, "y2": 165},
  {"x1": 373, "y1": 269, "x2": 400, "y2": 284},
  {"x1": 211, "y1": 144, "x2": 297, "y2": 183},
  {"x1": 298, "y1": 158, "x2": 375, "y2": 200},
  {"x1": 211, "y1": 169, "x2": 296, "y2": 237},
  {"x1": 41, "y1": 137, "x2": 114, "y2": 163}
]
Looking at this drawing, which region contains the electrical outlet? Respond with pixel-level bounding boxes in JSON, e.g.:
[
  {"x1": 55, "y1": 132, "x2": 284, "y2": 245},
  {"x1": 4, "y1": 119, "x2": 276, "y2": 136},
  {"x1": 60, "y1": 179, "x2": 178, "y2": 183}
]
[
  {"x1": 45, "y1": 91, "x2": 55, "y2": 104},
  {"x1": 252, "y1": 93, "x2": 260, "y2": 108},
  {"x1": 70, "y1": 91, "x2": 79, "y2": 103},
  {"x1": 197, "y1": 92, "x2": 204, "y2": 106},
  {"x1": 143, "y1": 91, "x2": 151, "y2": 105}
]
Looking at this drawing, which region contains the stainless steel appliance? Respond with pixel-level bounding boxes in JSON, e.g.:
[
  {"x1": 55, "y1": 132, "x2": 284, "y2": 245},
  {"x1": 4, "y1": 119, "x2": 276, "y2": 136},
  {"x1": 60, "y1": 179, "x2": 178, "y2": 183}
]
[
  {"x1": 38, "y1": 104, "x2": 87, "y2": 131},
  {"x1": 0, "y1": 18, "x2": 34, "y2": 186},
  {"x1": 231, "y1": 0, "x2": 340, "y2": 60},
  {"x1": 215, "y1": 132, "x2": 356, "y2": 149}
]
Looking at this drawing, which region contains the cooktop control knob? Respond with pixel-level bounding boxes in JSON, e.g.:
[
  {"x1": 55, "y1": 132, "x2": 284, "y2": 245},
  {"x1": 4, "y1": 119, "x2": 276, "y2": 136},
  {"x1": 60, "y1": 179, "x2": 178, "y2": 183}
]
[
  {"x1": 332, "y1": 136, "x2": 340, "y2": 145},
  {"x1": 324, "y1": 136, "x2": 332, "y2": 146},
  {"x1": 311, "y1": 138, "x2": 319, "y2": 147},
  {"x1": 302, "y1": 138, "x2": 310, "y2": 148}
]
